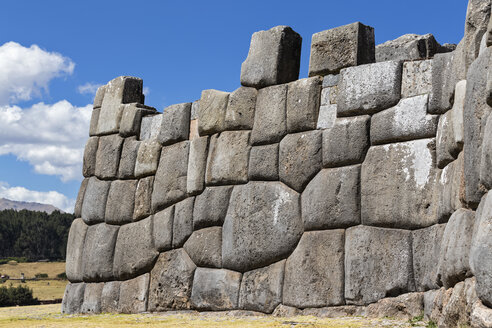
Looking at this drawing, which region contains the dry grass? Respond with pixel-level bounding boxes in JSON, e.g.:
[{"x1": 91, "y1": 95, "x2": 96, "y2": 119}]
[
  {"x1": 0, "y1": 262, "x2": 65, "y2": 279},
  {"x1": 5, "y1": 280, "x2": 67, "y2": 301}
]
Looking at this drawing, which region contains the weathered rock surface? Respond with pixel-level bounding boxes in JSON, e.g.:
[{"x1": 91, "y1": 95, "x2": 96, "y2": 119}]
[
  {"x1": 62, "y1": 283, "x2": 86, "y2": 314},
  {"x1": 283, "y1": 230, "x2": 345, "y2": 308},
  {"x1": 222, "y1": 182, "x2": 302, "y2": 272},
  {"x1": 118, "y1": 273, "x2": 149, "y2": 314},
  {"x1": 117, "y1": 137, "x2": 140, "y2": 179},
  {"x1": 82, "y1": 223, "x2": 119, "y2": 282},
  {"x1": 74, "y1": 178, "x2": 88, "y2": 218},
  {"x1": 172, "y1": 197, "x2": 194, "y2": 248},
  {"x1": 105, "y1": 180, "x2": 137, "y2": 225},
  {"x1": 248, "y1": 144, "x2": 279, "y2": 181},
  {"x1": 83, "y1": 137, "x2": 98, "y2": 177},
  {"x1": 95, "y1": 134, "x2": 123, "y2": 179},
  {"x1": 365, "y1": 293, "x2": 424, "y2": 320},
  {"x1": 89, "y1": 108, "x2": 101, "y2": 137},
  {"x1": 119, "y1": 103, "x2": 156, "y2": 137},
  {"x1": 436, "y1": 153, "x2": 465, "y2": 222},
  {"x1": 133, "y1": 176, "x2": 153, "y2": 221},
  {"x1": 134, "y1": 139, "x2": 161, "y2": 178},
  {"x1": 316, "y1": 104, "x2": 337, "y2": 130},
  {"x1": 93, "y1": 85, "x2": 106, "y2": 109},
  {"x1": 139, "y1": 114, "x2": 162, "y2": 140},
  {"x1": 471, "y1": 300, "x2": 492, "y2": 328},
  {"x1": 480, "y1": 114, "x2": 492, "y2": 189},
  {"x1": 101, "y1": 281, "x2": 120, "y2": 313},
  {"x1": 66, "y1": 218, "x2": 88, "y2": 282},
  {"x1": 224, "y1": 87, "x2": 257, "y2": 130},
  {"x1": 184, "y1": 227, "x2": 222, "y2": 268},
  {"x1": 81, "y1": 283, "x2": 104, "y2": 313},
  {"x1": 187, "y1": 136, "x2": 208, "y2": 195},
  {"x1": 198, "y1": 89, "x2": 229, "y2": 136},
  {"x1": 286, "y1": 77, "x2": 322, "y2": 133},
  {"x1": 153, "y1": 207, "x2": 174, "y2": 252},
  {"x1": 462, "y1": 0, "x2": 491, "y2": 76},
  {"x1": 158, "y1": 102, "x2": 191, "y2": 146},
  {"x1": 193, "y1": 186, "x2": 233, "y2": 229},
  {"x1": 191, "y1": 268, "x2": 242, "y2": 311},
  {"x1": 376, "y1": 34, "x2": 440, "y2": 62},
  {"x1": 81, "y1": 178, "x2": 111, "y2": 223},
  {"x1": 401, "y1": 59, "x2": 433, "y2": 98}
]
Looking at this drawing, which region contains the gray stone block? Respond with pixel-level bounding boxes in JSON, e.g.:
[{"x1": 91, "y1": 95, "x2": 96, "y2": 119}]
[
  {"x1": 241, "y1": 25, "x2": 301, "y2": 88},
  {"x1": 320, "y1": 87, "x2": 331, "y2": 106},
  {"x1": 322, "y1": 74, "x2": 339, "y2": 87},
  {"x1": 205, "y1": 131, "x2": 250, "y2": 185},
  {"x1": 117, "y1": 137, "x2": 140, "y2": 179},
  {"x1": 81, "y1": 177, "x2": 111, "y2": 225},
  {"x1": 139, "y1": 114, "x2": 162, "y2": 140},
  {"x1": 481, "y1": 114, "x2": 492, "y2": 189},
  {"x1": 412, "y1": 224, "x2": 446, "y2": 291},
  {"x1": 337, "y1": 60, "x2": 402, "y2": 116},
  {"x1": 301, "y1": 165, "x2": 360, "y2": 230},
  {"x1": 250, "y1": 84, "x2": 287, "y2": 145},
  {"x1": 66, "y1": 218, "x2": 88, "y2": 282},
  {"x1": 191, "y1": 268, "x2": 242, "y2": 311},
  {"x1": 437, "y1": 208, "x2": 475, "y2": 288},
  {"x1": 118, "y1": 273, "x2": 149, "y2": 314},
  {"x1": 153, "y1": 206, "x2": 174, "y2": 252},
  {"x1": 401, "y1": 59, "x2": 433, "y2": 98},
  {"x1": 62, "y1": 283, "x2": 85, "y2": 314},
  {"x1": 191, "y1": 100, "x2": 199, "y2": 120},
  {"x1": 248, "y1": 144, "x2": 279, "y2": 181},
  {"x1": 428, "y1": 52, "x2": 455, "y2": 114},
  {"x1": 74, "y1": 178, "x2": 88, "y2": 218},
  {"x1": 462, "y1": 0, "x2": 491, "y2": 75},
  {"x1": 133, "y1": 176, "x2": 153, "y2": 221},
  {"x1": 81, "y1": 283, "x2": 104, "y2": 314},
  {"x1": 286, "y1": 77, "x2": 322, "y2": 133},
  {"x1": 105, "y1": 180, "x2": 137, "y2": 225},
  {"x1": 113, "y1": 217, "x2": 158, "y2": 280},
  {"x1": 184, "y1": 227, "x2": 222, "y2": 268},
  {"x1": 193, "y1": 186, "x2": 233, "y2": 229},
  {"x1": 283, "y1": 230, "x2": 345, "y2": 308},
  {"x1": 198, "y1": 89, "x2": 229, "y2": 136},
  {"x1": 186, "y1": 136, "x2": 208, "y2": 195},
  {"x1": 345, "y1": 225, "x2": 414, "y2": 305},
  {"x1": 279, "y1": 130, "x2": 322, "y2": 192},
  {"x1": 361, "y1": 139, "x2": 437, "y2": 229},
  {"x1": 93, "y1": 85, "x2": 106, "y2": 109},
  {"x1": 134, "y1": 139, "x2": 161, "y2": 178},
  {"x1": 222, "y1": 182, "x2": 302, "y2": 272},
  {"x1": 119, "y1": 103, "x2": 156, "y2": 137},
  {"x1": 323, "y1": 116, "x2": 369, "y2": 167},
  {"x1": 376, "y1": 34, "x2": 440, "y2": 62},
  {"x1": 239, "y1": 260, "x2": 285, "y2": 314},
  {"x1": 308, "y1": 22, "x2": 375, "y2": 76},
  {"x1": 95, "y1": 134, "x2": 124, "y2": 179},
  {"x1": 89, "y1": 107, "x2": 100, "y2": 137},
  {"x1": 101, "y1": 281, "x2": 120, "y2": 313},
  {"x1": 316, "y1": 104, "x2": 337, "y2": 130},
  {"x1": 151, "y1": 141, "x2": 189, "y2": 211},
  {"x1": 436, "y1": 153, "x2": 465, "y2": 223},
  {"x1": 148, "y1": 249, "x2": 196, "y2": 311},
  {"x1": 371, "y1": 95, "x2": 438, "y2": 145},
  {"x1": 82, "y1": 223, "x2": 119, "y2": 282},
  {"x1": 172, "y1": 197, "x2": 194, "y2": 248},
  {"x1": 158, "y1": 102, "x2": 191, "y2": 146},
  {"x1": 83, "y1": 137, "x2": 98, "y2": 177},
  {"x1": 488, "y1": 13, "x2": 492, "y2": 47},
  {"x1": 224, "y1": 87, "x2": 257, "y2": 130}
]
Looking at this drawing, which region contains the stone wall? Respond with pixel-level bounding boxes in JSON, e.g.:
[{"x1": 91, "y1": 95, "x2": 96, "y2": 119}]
[{"x1": 63, "y1": 1, "x2": 492, "y2": 326}]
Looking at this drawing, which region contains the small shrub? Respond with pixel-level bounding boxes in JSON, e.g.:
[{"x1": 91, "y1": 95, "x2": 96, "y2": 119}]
[
  {"x1": 56, "y1": 272, "x2": 67, "y2": 280},
  {"x1": 35, "y1": 273, "x2": 48, "y2": 279},
  {"x1": 0, "y1": 284, "x2": 39, "y2": 307},
  {"x1": 427, "y1": 320, "x2": 437, "y2": 328}
]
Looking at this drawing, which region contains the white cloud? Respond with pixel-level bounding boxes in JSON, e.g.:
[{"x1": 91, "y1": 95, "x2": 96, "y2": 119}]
[
  {"x1": 78, "y1": 82, "x2": 103, "y2": 96},
  {"x1": 143, "y1": 86, "x2": 150, "y2": 96},
  {"x1": 0, "y1": 42, "x2": 74, "y2": 106},
  {"x1": 0, "y1": 182, "x2": 75, "y2": 213}
]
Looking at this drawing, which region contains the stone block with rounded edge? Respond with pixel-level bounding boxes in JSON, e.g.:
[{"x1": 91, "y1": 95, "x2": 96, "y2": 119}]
[
  {"x1": 97, "y1": 76, "x2": 143, "y2": 135},
  {"x1": 133, "y1": 176, "x2": 153, "y2": 221},
  {"x1": 361, "y1": 139, "x2": 437, "y2": 229},
  {"x1": 95, "y1": 134, "x2": 124, "y2": 179},
  {"x1": 481, "y1": 114, "x2": 492, "y2": 189},
  {"x1": 119, "y1": 103, "x2": 156, "y2": 137},
  {"x1": 375, "y1": 34, "x2": 440, "y2": 62},
  {"x1": 239, "y1": 260, "x2": 285, "y2": 314},
  {"x1": 248, "y1": 144, "x2": 279, "y2": 181},
  {"x1": 139, "y1": 114, "x2": 162, "y2": 140},
  {"x1": 113, "y1": 217, "x2": 158, "y2": 280},
  {"x1": 412, "y1": 224, "x2": 446, "y2": 291},
  {"x1": 308, "y1": 22, "x2": 375, "y2": 76},
  {"x1": 488, "y1": 13, "x2": 492, "y2": 47},
  {"x1": 316, "y1": 104, "x2": 337, "y2": 130},
  {"x1": 198, "y1": 89, "x2": 229, "y2": 136},
  {"x1": 279, "y1": 130, "x2": 322, "y2": 192},
  {"x1": 82, "y1": 223, "x2": 119, "y2": 282},
  {"x1": 93, "y1": 85, "x2": 106, "y2": 109},
  {"x1": 462, "y1": 0, "x2": 491, "y2": 74},
  {"x1": 337, "y1": 60, "x2": 402, "y2": 116},
  {"x1": 83, "y1": 137, "x2": 98, "y2": 177},
  {"x1": 151, "y1": 141, "x2": 189, "y2": 211},
  {"x1": 184, "y1": 227, "x2": 222, "y2": 268},
  {"x1": 436, "y1": 152, "x2": 465, "y2": 223},
  {"x1": 101, "y1": 281, "x2": 120, "y2": 313},
  {"x1": 301, "y1": 165, "x2": 360, "y2": 230},
  {"x1": 81, "y1": 177, "x2": 111, "y2": 225},
  {"x1": 66, "y1": 218, "x2": 88, "y2": 282},
  {"x1": 89, "y1": 108, "x2": 100, "y2": 137},
  {"x1": 323, "y1": 116, "x2": 369, "y2": 167},
  {"x1": 158, "y1": 102, "x2": 191, "y2": 146},
  {"x1": 241, "y1": 25, "x2": 301, "y2": 88},
  {"x1": 401, "y1": 59, "x2": 433, "y2": 98},
  {"x1": 148, "y1": 249, "x2": 197, "y2": 311},
  {"x1": 250, "y1": 84, "x2": 287, "y2": 145},
  {"x1": 222, "y1": 181, "x2": 302, "y2": 272},
  {"x1": 134, "y1": 139, "x2": 161, "y2": 178},
  {"x1": 286, "y1": 77, "x2": 322, "y2": 133},
  {"x1": 428, "y1": 52, "x2": 455, "y2": 114},
  {"x1": 81, "y1": 283, "x2": 104, "y2": 314},
  {"x1": 105, "y1": 180, "x2": 137, "y2": 225},
  {"x1": 371, "y1": 95, "x2": 438, "y2": 145},
  {"x1": 191, "y1": 267, "x2": 242, "y2": 311},
  {"x1": 153, "y1": 206, "x2": 174, "y2": 252},
  {"x1": 62, "y1": 283, "x2": 86, "y2": 314},
  {"x1": 117, "y1": 137, "x2": 140, "y2": 179},
  {"x1": 193, "y1": 186, "x2": 233, "y2": 230},
  {"x1": 283, "y1": 230, "x2": 345, "y2": 308},
  {"x1": 118, "y1": 273, "x2": 149, "y2": 314},
  {"x1": 186, "y1": 136, "x2": 208, "y2": 195},
  {"x1": 345, "y1": 225, "x2": 414, "y2": 305},
  {"x1": 172, "y1": 197, "x2": 194, "y2": 248},
  {"x1": 205, "y1": 131, "x2": 250, "y2": 185},
  {"x1": 74, "y1": 178, "x2": 88, "y2": 218},
  {"x1": 224, "y1": 87, "x2": 257, "y2": 130}
]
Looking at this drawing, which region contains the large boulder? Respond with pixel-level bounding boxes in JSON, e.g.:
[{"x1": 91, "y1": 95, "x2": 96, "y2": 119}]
[
  {"x1": 100, "y1": 281, "x2": 120, "y2": 313},
  {"x1": 82, "y1": 223, "x2": 119, "y2": 282},
  {"x1": 183, "y1": 227, "x2": 222, "y2": 268},
  {"x1": 436, "y1": 152, "x2": 465, "y2": 222},
  {"x1": 157, "y1": 102, "x2": 191, "y2": 146},
  {"x1": 81, "y1": 283, "x2": 104, "y2": 314},
  {"x1": 153, "y1": 207, "x2": 174, "y2": 252},
  {"x1": 248, "y1": 144, "x2": 279, "y2": 181},
  {"x1": 198, "y1": 89, "x2": 229, "y2": 136},
  {"x1": 105, "y1": 180, "x2": 137, "y2": 225},
  {"x1": 66, "y1": 218, "x2": 88, "y2": 282},
  {"x1": 117, "y1": 137, "x2": 139, "y2": 179},
  {"x1": 224, "y1": 87, "x2": 257, "y2": 130},
  {"x1": 375, "y1": 34, "x2": 440, "y2": 62},
  {"x1": 139, "y1": 114, "x2": 162, "y2": 140},
  {"x1": 94, "y1": 134, "x2": 124, "y2": 179},
  {"x1": 286, "y1": 77, "x2": 322, "y2": 133},
  {"x1": 62, "y1": 283, "x2": 86, "y2": 314},
  {"x1": 193, "y1": 186, "x2": 233, "y2": 229},
  {"x1": 82, "y1": 137, "x2": 98, "y2": 177},
  {"x1": 401, "y1": 59, "x2": 433, "y2": 98},
  {"x1": 172, "y1": 197, "x2": 194, "y2": 248},
  {"x1": 118, "y1": 273, "x2": 149, "y2": 314},
  {"x1": 134, "y1": 139, "x2": 161, "y2": 178},
  {"x1": 119, "y1": 103, "x2": 156, "y2": 137},
  {"x1": 191, "y1": 268, "x2": 242, "y2": 311},
  {"x1": 81, "y1": 177, "x2": 111, "y2": 225}
]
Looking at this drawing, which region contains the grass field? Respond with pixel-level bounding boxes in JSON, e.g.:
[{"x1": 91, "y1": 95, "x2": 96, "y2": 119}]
[
  {"x1": 5, "y1": 280, "x2": 67, "y2": 301},
  {"x1": 0, "y1": 261, "x2": 65, "y2": 279},
  {"x1": 0, "y1": 304, "x2": 426, "y2": 328}
]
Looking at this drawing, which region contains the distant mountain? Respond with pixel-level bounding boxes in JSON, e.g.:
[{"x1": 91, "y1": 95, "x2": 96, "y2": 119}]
[{"x1": 0, "y1": 198, "x2": 63, "y2": 214}]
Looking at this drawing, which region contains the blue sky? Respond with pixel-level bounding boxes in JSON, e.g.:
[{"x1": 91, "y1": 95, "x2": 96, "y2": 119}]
[{"x1": 0, "y1": 0, "x2": 468, "y2": 212}]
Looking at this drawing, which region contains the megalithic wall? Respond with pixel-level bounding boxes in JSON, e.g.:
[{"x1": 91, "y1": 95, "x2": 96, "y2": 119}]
[{"x1": 63, "y1": 1, "x2": 492, "y2": 325}]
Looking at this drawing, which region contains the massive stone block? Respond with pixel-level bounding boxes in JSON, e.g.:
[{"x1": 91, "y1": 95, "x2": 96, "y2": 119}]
[
  {"x1": 322, "y1": 116, "x2": 369, "y2": 167},
  {"x1": 240, "y1": 25, "x2": 301, "y2": 88},
  {"x1": 248, "y1": 144, "x2": 279, "y2": 181},
  {"x1": 401, "y1": 59, "x2": 433, "y2": 98},
  {"x1": 224, "y1": 87, "x2": 257, "y2": 130},
  {"x1": 82, "y1": 223, "x2": 119, "y2": 282},
  {"x1": 480, "y1": 114, "x2": 492, "y2": 189},
  {"x1": 238, "y1": 260, "x2": 285, "y2": 314},
  {"x1": 183, "y1": 227, "x2": 222, "y2": 268},
  {"x1": 308, "y1": 22, "x2": 375, "y2": 76},
  {"x1": 190, "y1": 268, "x2": 242, "y2": 311},
  {"x1": 153, "y1": 207, "x2": 174, "y2": 252},
  {"x1": 89, "y1": 108, "x2": 101, "y2": 137},
  {"x1": 205, "y1": 131, "x2": 250, "y2": 185},
  {"x1": 139, "y1": 114, "x2": 162, "y2": 140},
  {"x1": 345, "y1": 226, "x2": 414, "y2": 305},
  {"x1": 376, "y1": 34, "x2": 440, "y2": 62},
  {"x1": 250, "y1": 84, "x2": 287, "y2": 145},
  {"x1": 95, "y1": 134, "x2": 123, "y2": 179},
  {"x1": 371, "y1": 95, "x2": 438, "y2": 145},
  {"x1": 193, "y1": 186, "x2": 233, "y2": 229},
  {"x1": 113, "y1": 217, "x2": 158, "y2": 280},
  {"x1": 81, "y1": 177, "x2": 111, "y2": 225},
  {"x1": 148, "y1": 249, "x2": 196, "y2": 311},
  {"x1": 301, "y1": 165, "x2": 360, "y2": 230},
  {"x1": 198, "y1": 89, "x2": 229, "y2": 136},
  {"x1": 117, "y1": 137, "x2": 140, "y2": 179},
  {"x1": 361, "y1": 139, "x2": 437, "y2": 229},
  {"x1": 158, "y1": 102, "x2": 191, "y2": 146},
  {"x1": 118, "y1": 273, "x2": 149, "y2": 314},
  {"x1": 133, "y1": 176, "x2": 153, "y2": 221},
  {"x1": 81, "y1": 283, "x2": 104, "y2": 314},
  {"x1": 337, "y1": 60, "x2": 402, "y2": 116},
  {"x1": 279, "y1": 130, "x2": 322, "y2": 192},
  {"x1": 66, "y1": 218, "x2": 88, "y2": 282},
  {"x1": 283, "y1": 230, "x2": 345, "y2": 308},
  {"x1": 105, "y1": 180, "x2": 137, "y2": 225},
  {"x1": 83, "y1": 137, "x2": 98, "y2": 177},
  {"x1": 316, "y1": 104, "x2": 337, "y2": 130},
  {"x1": 74, "y1": 178, "x2": 88, "y2": 218},
  {"x1": 134, "y1": 139, "x2": 161, "y2": 178},
  {"x1": 172, "y1": 197, "x2": 194, "y2": 248},
  {"x1": 462, "y1": 0, "x2": 491, "y2": 75},
  {"x1": 101, "y1": 281, "x2": 120, "y2": 313},
  {"x1": 62, "y1": 283, "x2": 86, "y2": 314},
  {"x1": 151, "y1": 141, "x2": 189, "y2": 211},
  {"x1": 93, "y1": 85, "x2": 106, "y2": 109},
  {"x1": 436, "y1": 152, "x2": 465, "y2": 223},
  {"x1": 428, "y1": 52, "x2": 456, "y2": 114},
  {"x1": 186, "y1": 136, "x2": 208, "y2": 195},
  {"x1": 119, "y1": 103, "x2": 156, "y2": 137},
  {"x1": 286, "y1": 77, "x2": 322, "y2": 133},
  {"x1": 222, "y1": 182, "x2": 302, "y2": 272}
]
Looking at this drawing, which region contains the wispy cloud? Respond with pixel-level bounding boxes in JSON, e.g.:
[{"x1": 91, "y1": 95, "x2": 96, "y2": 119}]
[
  {"x1": 143, "y1": 86, "x2": 150, "y2": 96},
  {"x1": 78, "y1": 82, "x2": 103, "y2": 96}
]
